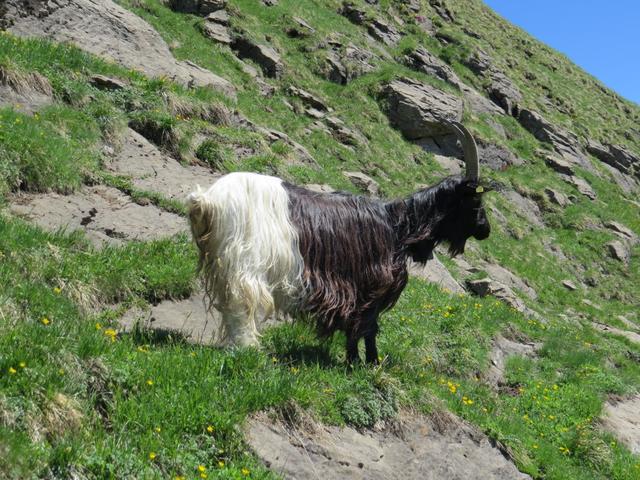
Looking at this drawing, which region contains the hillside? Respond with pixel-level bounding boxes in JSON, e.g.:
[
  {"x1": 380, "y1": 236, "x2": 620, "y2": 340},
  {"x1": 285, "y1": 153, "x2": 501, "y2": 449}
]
[{"x1": 1, "y1": 0, "x2": 639, "y2": 478}]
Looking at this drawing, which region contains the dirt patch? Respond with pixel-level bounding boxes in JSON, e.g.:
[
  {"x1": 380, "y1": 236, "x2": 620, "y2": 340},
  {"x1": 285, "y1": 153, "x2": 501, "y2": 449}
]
[
  {"x1": 484, "y1": 335, "x2": 539, "y2": 387},
  {"x1": 601, "y1": 395, "x2": 640, "y2": 454},
  {"x1": 246, "y1": 410, "x2": 530, "y2": 480},
  {"x1": 9, "y1": 185, "x2": 186, "y2": 246},
  {"x1": 109, "y1": 128, "x2": 220, "y2": 201}
]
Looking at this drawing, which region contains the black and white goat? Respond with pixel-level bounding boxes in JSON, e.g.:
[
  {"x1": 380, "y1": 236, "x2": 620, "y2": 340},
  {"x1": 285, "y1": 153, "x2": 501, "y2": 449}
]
[{"x1": 187, "y1": 122, "x2": 491, "y2": 363}]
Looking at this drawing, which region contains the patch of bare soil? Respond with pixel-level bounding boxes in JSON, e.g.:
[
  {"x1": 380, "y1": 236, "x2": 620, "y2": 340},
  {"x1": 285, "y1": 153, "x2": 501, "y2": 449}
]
[
  {"x1": 9, "y1": 185, "x2": 185, "y2": 246},
  {"x1": 246, "y1": 410, "x2": 531, "y2": 480},
  {"x1": 601, "y1": 395, "x2": 640, "y2": 454},
  {"x1": 109, "y1": 128, "x2": 220, "y2": 201}
]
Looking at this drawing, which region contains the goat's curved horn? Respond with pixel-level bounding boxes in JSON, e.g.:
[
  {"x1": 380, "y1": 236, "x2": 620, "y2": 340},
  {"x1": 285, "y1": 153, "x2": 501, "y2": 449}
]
[{"x1": 446, "y1": 121, "x2": 479, "y2": 181}]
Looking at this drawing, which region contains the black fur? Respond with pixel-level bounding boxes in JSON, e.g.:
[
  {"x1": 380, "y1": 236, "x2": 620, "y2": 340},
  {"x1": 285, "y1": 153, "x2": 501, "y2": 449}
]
[{"x1": 284, "y1": 175, "x2": 490, "y2": 364}]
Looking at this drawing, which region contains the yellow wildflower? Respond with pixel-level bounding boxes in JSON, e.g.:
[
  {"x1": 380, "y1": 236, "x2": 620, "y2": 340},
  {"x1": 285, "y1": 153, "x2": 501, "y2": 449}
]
[
  {"x1": 533, "y1": 444, "x2": 539, "y2": 449},
  {"x1": 207, "y1": 425, "x2": 214, "y2": 433},
  {"x1": 8, "y1": 367, "x2": 17, "y2": 374},
  {"x1": 41, "y1": 317, "x2": 51, "y2": 325},
  {"x1": 53, "y1": 287, "x2": 62, "y2": 294},
  {"x1": 241, "y1": 468, "x2": 250, "y2": 476},
  {"x1": 149, "y1": 452, "x2": 156, "y2": 460},
  {"x1": 198, "y1": 465, "x2": 206, "y2": 473},
  {"x1": 218, "y1": 460, "x2": 225, "y2": 468},
  {"x1": 200, "y1": 474, "x2": 207, "y2": 479},
  {"x1": 155, "y1": 426, "x2": 161, "y2": 433},
  {"x1": 19, "y1": 361, "x2": 26, "y2": 368},
  {"x1": 95, "y1": 322, "x2": 103, "y2": 330},
  {"x1": 104, "y1": 328, "x2": 117, "y2": 341},
  {"x1": 146, "y1": 379, "x2": 154, "y2": 386}
]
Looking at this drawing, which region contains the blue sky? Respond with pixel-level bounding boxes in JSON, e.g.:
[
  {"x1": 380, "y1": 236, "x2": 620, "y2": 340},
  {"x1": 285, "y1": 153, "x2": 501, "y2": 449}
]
[{"x1": 482, "y1": 0, "x2": 640, "y2": 105}]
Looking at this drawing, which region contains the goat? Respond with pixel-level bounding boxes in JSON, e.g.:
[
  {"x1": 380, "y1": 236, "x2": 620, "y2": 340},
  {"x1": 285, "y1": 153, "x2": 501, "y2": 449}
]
[{"x1": 187, "y1": 122, "x2": 491, "y2": 363}]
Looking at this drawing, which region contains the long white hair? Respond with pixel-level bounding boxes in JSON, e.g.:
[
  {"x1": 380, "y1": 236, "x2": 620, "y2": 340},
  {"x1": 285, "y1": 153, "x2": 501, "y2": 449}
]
[{"x1": 186, "y1": 173, "x2": 304, "y2": 345}]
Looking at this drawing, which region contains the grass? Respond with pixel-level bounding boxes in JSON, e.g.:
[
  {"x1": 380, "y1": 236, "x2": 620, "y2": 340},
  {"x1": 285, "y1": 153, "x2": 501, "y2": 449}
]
[{"x1": 1, "y1": 0, "x2": 639, "y2": 478}]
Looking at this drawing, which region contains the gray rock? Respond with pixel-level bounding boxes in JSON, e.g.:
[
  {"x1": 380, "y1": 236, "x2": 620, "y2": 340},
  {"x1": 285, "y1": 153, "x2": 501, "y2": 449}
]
[
  {"x1": 415, "y1": 15, "x2": 436, "y2": 35},
  {"x1": 478, "y1": 142, "x2": 523, "y2": 171},
  {"x1": 287, "y1": 16, "x2": 315, "y2": 37},
  {"x1": 518, "y1": 109, "x2": 588, "y2": 167},
  {"x1": 232, "y1": 37, "x2": 283, "y2": 78},
  {"x1": 382, "y1": 78, "x2": 463, "y2": 140},
  {"x1": 485, "y1": 335, "x2": 539, "y2": 386},
  {"x1": 247, "y1": 411, "x2": 531, "y2": 480},
  {"x1": 563, "y1": 175, "x2": 596, "y2": 200},
  {"x1": 460, "y1": 84, "x2": 505, "y2": 115},
  {"x1": 604, "y1": 221, "x2": 637, "y2": 242},
  {"x1": 544, "y1": 187, "x2": 571, "y2": 207},
  {"x1": 343, "y1": 171, "x2": 379, "y2": 196},
  {"x1": 501, "y1": 190, "x2": 545, "y2": 228},
  {"x1": 545, "y1": 155, "x2": 574, "y2": 175},
  {"x1": 408, "y1": 255, "x2": 464, "y2": 293},
  {"x1": 429, "y1": 0, "x2": 455, "y2": 22},
  {"x1": 167, "y1": 0, "x2": 226, "y2": 15},
  {"x1": 10, "y1": 186, "x2": 186, "y2": 248},
  {"x1": 367, "y1": 18, "x2": 401, "y2": 45},
  {"x1": 464, "y1": 49, "x2": 492, "y2": 75},
  {"x1": 201, "y1": 20, "x2": 231, "y2": 44},
  {"x1": 5, "y1": 0, "x2": 235, "y2": 97},
  {"x1": 322, "y1": 44, "x2": 376, "y2": 85},
  {"x1": 305, "y1": 184, "x2": 335, "y2": 193},
  {"x1": 0, "y1": 68, "x2": 53, "y2": 114},
  {"x1": 89, "y1": 73, "x2": 127, "y2": 90},
  {"x1": 487, "y1": 70, "x2": 522, "y2": 116},
  {"x1": 323, "y1": 51, "x2": 349, "y2": 84},
  {"x1": 288, "y1": 86, "x2": 328, "y2": 111},
  {"x1": 586, "y1": 139, "x2": 639, "y2": 179},
  {"x1": 325, "y1": 116, "x2": 368, "y2": 146},
  {"x1": 403, "y1": 47, "x2": 462, "y2": 87},
  {"x1": 205, "y1": 9, "x2": 230, "y2": 24},
  {"x1": 339, "y1": 2, "x2": 367, "y2": 24},
  {"x1": 479, "y1": 261, "x2": 537, "y2": 300},
  {"x1": 562, "y1": 280, "x2": 578, "y2": 291},
  {"x1": 602, "y1": 395, "x2": 640, "y2": 455},
  {"x1": 607, "y1": 240, "x2": 629, "y2": 263},
  {"x1": 256, "y1": 128, "x2": 318, "y2": 166}
]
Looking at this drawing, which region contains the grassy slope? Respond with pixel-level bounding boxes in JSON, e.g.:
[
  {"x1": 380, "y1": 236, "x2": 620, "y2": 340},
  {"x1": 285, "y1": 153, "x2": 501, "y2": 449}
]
[{"x1": 1, "y1": 0, "x2": 639, "y2": 478}]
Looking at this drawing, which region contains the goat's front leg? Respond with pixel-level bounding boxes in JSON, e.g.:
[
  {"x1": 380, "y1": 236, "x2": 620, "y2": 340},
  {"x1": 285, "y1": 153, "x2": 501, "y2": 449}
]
[
  {"x1": 346, "y1": 333, "x2": 360, "y2": 364},
  {"x1": 364, "y1": 333, "x2": 379, "y2": 365}
]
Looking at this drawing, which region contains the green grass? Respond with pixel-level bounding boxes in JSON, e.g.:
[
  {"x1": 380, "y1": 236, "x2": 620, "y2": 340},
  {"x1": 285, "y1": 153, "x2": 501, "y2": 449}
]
[{"x1": 1, "y1": 0, "x2": 640, "y2": 478}]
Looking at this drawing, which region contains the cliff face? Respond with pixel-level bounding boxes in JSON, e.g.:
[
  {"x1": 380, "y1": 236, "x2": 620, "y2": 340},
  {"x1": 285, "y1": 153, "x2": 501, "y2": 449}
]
[{"x1": 1, "y1": 1, "x2": 639, "y2": 479}]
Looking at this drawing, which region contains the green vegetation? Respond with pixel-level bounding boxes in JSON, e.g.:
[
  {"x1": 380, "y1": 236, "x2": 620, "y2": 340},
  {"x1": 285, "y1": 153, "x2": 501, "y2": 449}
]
[{"x1": 1, "y1": 0, "x2": 639, "y2": 478}]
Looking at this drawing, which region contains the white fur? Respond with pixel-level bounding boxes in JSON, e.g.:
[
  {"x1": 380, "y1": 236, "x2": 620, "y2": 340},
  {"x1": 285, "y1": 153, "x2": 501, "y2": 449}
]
[{"x1": 186, "y1": 172, "x2": 304, "y2": 347}]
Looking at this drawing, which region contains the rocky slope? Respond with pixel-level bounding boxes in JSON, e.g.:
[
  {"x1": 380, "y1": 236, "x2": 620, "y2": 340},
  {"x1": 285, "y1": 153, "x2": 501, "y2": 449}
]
[{"x1": 1, "y1": 0, "x2": 639, "y2": 478}]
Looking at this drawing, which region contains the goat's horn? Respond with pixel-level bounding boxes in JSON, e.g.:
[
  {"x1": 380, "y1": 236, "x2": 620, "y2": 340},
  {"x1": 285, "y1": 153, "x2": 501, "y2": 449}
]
[{"x1": 446, "y1": 121, "x2": 479, "y2": 181}]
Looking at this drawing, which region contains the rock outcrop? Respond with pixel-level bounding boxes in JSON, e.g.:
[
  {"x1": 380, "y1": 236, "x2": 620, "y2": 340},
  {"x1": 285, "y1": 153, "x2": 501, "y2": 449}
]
[{"x1": 3, "y1": 0, "x2": 235, "y2": 97}]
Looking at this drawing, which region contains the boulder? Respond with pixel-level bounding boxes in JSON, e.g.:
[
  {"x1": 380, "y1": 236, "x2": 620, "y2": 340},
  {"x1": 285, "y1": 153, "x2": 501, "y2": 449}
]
[
  {"x1": 586, "y1": 139, "x2": 639, "y2": 179},
  {"x1": 501, "y1": 190, "x2": 545, "y2": 228},
  {"x1": 339, "y1": 2, "x2": 367, "y2": 24},
  {"x1": 403, "y1": 47, "x2": 462, "y2": 87},
  {"x1": 544, "y1": 187, "x2": 571, "y2": 207},
  {"x1": 607, "y1": 241, "x2": 630, "y2": 263},
  {"x1": 206, "y1": 9, "x2": 230, "y2": 24},
  {"x1": 343, "y1": 171, "x2": 379, "y2": 196},
  {"x1": 367, "y1": 18, "x2": 401, "y2": 45},
  {"x1": 232, "y1": 37, "x2": 283, "y2": 78},
  {"x1": 562, "y1": 280, "x2": 578, "y2": 291},
  {"x1": 563, "y1": 175, "x2": 596, "y2": 200},
  {"x1": 408, "y1": 256, "x2": 464, "y2": 293},
  {"x1": 287, "y1": 16, "x2": 315, "y2": 38},
  {"x1": 466, "y1": 278, "x2": 532, "y2": 316},
  {"x1": 464, "y1": 49, "x2": 492, "y2": 75},
  {"x1": 288, "y1": 86, "x2": 329, "y2": 111},
  {"x1": 487, "y1": 70, "x2": 522, "y2": 116},
  {"x1": 89, "y1": 73, "x2": 127, "y2": 90},
  {"x1": 518, "y1": 109, "x2": 588, "y2": 167},
  {"x1": 167, "y1": 0, "x2": 226, "y2": 15},
  {"x1": 429, "y1": 0, "x2": 455, "y2": 22},
  {"x1": 545, "y1": 155, "x2": 574, "y2": 175},
  {"x1": 4, "y1": 0, "x2": 235, "y2": 97},
  {"x1": 322, "y1": 45, "x2": 376, "y2": 85},
  {"x1": 201, "y1": 20, "x2": 231, "y2": 44},
  {"x1": 323, "y1": 51, "x2": 349, "y2": 84},
  {"x1": 382, "y1": 78, "x2": 463, "y2": 140},
  {"x1": 477, "y1": 142, "x2": 523, "y2": 171},
  {"x1": 604, "y1": 221, "x2": 637, "y2": 242},
  {"x1": 325, "y1": 116, "x2": 368, "y2": 146}
]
